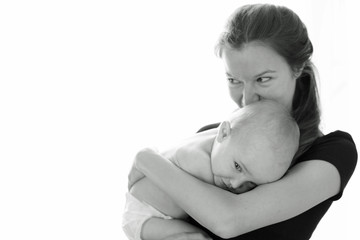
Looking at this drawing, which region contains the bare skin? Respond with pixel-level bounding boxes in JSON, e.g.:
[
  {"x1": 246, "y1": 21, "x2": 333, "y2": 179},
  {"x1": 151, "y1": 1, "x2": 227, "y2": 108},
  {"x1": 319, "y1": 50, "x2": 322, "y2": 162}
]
[
  {"x1": 129, "y1": 129, "x2": 216, "y2": 240},
  {"x1": 128, "y1": 42, "x2": 341, "y2": 239}
]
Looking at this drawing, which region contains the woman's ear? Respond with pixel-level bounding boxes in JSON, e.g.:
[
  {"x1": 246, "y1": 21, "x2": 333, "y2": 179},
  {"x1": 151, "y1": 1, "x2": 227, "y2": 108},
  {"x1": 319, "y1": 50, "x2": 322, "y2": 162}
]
[
  {"x1": 216, "y1": 121, "x2": 231, "y2": 143},
  {"x1": 293, "y1": 64, "x2": 305, "y2": 79}
]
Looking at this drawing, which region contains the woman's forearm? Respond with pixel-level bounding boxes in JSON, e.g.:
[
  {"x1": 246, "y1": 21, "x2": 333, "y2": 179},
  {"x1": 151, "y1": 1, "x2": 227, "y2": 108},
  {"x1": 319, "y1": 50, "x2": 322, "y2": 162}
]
[{"x1": 136, "y1": 149, "x2": 237, "y2": 235}]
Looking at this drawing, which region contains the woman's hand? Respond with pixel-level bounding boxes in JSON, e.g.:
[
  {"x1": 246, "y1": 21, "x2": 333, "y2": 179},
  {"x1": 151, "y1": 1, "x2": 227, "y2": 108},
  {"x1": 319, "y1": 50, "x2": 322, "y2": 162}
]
[
  {"x1": 128, "y1": 148, "x2": 159, "y2": 190},
  {"x1": 161, "y1": 232, "x2": 212, "y2": 240}
]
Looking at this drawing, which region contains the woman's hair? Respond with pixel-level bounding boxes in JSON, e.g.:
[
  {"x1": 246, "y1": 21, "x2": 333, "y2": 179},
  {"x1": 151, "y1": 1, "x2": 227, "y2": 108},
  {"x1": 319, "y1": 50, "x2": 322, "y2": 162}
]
[{"x1": 215, "y1": 4, "x2": 321, "y2": 163}]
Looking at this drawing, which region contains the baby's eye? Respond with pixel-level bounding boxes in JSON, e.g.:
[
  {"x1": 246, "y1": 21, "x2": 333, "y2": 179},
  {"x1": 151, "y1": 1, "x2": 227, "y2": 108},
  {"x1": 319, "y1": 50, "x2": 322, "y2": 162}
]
[
  {"x1": 234, "y1": 162, "x2": 242, "y2": 172},
  {"x1": 257, "y1": 77, "x2": 271, "y2": 83}
]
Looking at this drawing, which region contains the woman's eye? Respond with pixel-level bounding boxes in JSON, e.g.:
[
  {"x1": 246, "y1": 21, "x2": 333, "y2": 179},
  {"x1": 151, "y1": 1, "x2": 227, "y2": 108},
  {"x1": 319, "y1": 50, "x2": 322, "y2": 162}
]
[
  {"x1": 227, "y1": 78, "x2": 241, "y2": 84},
  {"x1": 257, "y1": 77, "x2": 271, "y2": 83},
  {"x1": 234, "y1": 162, "x2": 242, "y2": 172}
]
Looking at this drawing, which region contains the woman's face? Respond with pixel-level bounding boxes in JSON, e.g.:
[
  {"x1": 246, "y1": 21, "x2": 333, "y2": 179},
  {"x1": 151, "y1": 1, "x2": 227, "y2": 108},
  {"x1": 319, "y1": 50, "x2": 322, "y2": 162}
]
[{"x1": 222, "y1": 41, "x2": 297, "y2": 110}]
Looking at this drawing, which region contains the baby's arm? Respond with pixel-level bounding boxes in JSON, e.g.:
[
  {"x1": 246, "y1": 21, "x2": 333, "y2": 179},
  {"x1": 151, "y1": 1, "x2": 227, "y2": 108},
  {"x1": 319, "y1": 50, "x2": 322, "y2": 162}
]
[
  {"x1": 130, "y1": 142, "x2": 212, "y2": 218},
  {"x1": 130, "y1": 177, "x2": 186, "y2": 219},
  {"x1": 131, "y1": 177, "x2": 209, "y2": 240},
  {"x1": 129, "y1": 147, "x2": 213, "y2": 240}
]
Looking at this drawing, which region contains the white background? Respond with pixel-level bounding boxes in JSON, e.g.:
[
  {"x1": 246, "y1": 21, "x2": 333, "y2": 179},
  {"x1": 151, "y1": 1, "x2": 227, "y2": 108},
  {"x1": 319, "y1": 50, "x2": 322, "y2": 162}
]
[{"x1": 0, "y1": 0, "x2": 359, "y2": 239}]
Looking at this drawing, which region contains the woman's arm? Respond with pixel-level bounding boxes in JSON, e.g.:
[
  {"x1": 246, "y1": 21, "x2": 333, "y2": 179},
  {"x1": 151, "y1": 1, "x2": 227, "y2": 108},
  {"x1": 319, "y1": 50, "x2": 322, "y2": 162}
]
[{"x1": 135, "y1": 148, "x2": 341, "y2": 239}]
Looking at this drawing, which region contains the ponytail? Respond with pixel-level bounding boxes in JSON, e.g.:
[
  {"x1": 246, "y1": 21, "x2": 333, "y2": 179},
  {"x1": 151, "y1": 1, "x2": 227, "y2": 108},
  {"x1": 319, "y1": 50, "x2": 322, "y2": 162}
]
[{"x1": 291, "y1": 61, "x2": 322, "y2": 163}]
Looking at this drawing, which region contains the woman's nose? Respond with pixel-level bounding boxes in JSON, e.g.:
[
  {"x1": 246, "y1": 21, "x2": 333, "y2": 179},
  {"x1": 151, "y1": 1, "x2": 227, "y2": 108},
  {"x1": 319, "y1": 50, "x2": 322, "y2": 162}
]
[{"x1": 241, "y1": 85, "x2": 260, "y2": 106}]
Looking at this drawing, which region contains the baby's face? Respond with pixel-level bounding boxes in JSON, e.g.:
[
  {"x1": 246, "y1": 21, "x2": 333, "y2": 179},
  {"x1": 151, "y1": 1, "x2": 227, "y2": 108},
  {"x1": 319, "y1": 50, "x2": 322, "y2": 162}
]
[{"x1": 211, "y1": 132, "x2": 289, "y2": 194}]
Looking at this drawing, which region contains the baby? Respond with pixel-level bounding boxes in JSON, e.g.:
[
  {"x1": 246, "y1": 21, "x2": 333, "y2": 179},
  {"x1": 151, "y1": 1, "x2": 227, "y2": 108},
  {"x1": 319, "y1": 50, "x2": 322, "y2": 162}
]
[{"x1": 123, "y1": 100, "x2": 300, "y2": 240}]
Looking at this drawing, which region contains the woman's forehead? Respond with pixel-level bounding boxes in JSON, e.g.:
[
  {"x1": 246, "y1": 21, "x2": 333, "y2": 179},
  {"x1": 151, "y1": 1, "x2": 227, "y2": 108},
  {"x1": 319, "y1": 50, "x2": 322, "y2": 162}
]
[{"x1": 223, "y1": 43, "x2": 289, "y2": 76}]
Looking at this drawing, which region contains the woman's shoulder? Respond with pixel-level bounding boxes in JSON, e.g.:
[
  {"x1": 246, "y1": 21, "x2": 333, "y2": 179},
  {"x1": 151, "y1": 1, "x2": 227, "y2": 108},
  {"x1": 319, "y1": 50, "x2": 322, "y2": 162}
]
[
  {"x1": 310, "y1": 130, "x2": 357, "y2": 155},
  {"x1": 297, "y1": 130, "x2": 357, "y2": 200},
  {"x1": 197, "y1": 123, "x2": 220, "y2": 133},
  {"x1": 300, "y1": 130, "x2": 357, "y2": 163},
  {"x1": 318, "y1": 130, "x2": 355, "y2": 143}
]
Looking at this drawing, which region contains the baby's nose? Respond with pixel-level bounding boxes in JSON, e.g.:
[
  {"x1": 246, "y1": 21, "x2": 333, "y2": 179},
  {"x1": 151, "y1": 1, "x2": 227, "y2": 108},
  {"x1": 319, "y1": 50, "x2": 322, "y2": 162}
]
[{"x1": 231, "y1": 181, "x2": 257, "y2": 194}]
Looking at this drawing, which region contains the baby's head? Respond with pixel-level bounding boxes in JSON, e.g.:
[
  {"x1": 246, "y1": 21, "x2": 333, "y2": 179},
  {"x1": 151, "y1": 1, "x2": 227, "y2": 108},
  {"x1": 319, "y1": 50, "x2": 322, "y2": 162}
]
[{"x1": 211, "y1": 100, "x2": 299, "y2": 193}]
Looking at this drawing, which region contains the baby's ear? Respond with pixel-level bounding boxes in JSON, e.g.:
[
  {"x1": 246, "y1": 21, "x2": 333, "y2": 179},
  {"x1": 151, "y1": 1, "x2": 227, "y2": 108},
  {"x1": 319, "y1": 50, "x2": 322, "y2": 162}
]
[{"x1": 216, "y1": 121, "x2": 231, "y2": 143}]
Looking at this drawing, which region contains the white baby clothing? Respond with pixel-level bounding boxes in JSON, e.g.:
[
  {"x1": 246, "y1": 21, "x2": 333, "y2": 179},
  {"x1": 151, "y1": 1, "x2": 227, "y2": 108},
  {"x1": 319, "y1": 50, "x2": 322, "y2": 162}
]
[{"x1": 122, "y1": 192, "x2": 173, "y2": 240}]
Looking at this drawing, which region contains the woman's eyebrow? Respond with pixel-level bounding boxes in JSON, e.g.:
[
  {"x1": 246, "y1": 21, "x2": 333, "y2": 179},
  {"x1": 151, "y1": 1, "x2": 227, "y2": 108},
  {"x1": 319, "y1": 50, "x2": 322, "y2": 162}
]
[
  {"x1": 225, "y1": 72, "x2": 234, "y2": 77},
  {"x1": 226, "y1": 70, "x2": 276, "y2": 78},
  {"x1": 254, "y1": 70, "x2": 276, "y2": 78}
]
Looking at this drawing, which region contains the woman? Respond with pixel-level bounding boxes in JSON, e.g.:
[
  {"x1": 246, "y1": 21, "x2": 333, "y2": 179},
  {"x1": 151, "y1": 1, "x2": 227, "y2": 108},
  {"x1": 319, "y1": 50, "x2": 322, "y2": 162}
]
[{"x1": 128, "y1": 4, "x2": 357, "y2": 240}]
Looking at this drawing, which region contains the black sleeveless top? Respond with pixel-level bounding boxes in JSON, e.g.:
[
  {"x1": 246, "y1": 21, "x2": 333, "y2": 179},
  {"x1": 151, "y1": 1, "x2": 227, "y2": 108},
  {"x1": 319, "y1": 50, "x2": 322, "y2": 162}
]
[{"x1": 189, "y1": 126, "x2": 357, "y2": 240}]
